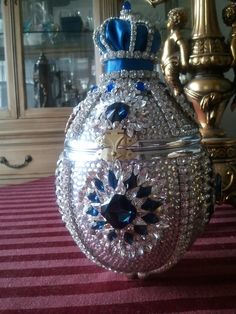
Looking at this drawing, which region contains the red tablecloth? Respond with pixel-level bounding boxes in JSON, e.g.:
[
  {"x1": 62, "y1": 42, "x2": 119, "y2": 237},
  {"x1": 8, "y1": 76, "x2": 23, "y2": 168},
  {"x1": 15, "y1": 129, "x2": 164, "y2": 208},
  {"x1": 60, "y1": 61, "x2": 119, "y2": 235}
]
[{"x1": 0, "y1": 176, "x2": 236, "y2": 314}]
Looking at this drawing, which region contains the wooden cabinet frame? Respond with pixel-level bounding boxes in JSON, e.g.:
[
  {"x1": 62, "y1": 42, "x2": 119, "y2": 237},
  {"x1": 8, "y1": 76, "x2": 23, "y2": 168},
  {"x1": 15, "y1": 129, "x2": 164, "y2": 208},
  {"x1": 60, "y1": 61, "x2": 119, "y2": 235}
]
[{"x1": 0, "y1": 0, "x2": 121, "y2": 185}]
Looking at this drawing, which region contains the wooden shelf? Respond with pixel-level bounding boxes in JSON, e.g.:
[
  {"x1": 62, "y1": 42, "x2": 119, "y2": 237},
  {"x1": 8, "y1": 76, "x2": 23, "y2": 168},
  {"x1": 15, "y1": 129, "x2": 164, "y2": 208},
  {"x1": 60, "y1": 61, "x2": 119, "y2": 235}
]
[{"x1": 23, "y1": 31, "x2": 94, "y2": 57}]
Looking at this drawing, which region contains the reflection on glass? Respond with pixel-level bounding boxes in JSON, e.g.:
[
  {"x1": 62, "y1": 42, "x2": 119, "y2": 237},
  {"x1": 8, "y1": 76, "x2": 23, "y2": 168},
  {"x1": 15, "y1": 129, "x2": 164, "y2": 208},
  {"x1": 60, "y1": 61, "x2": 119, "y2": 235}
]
[
  {"x1": 21, "y1": 0, "x2": 95, "y2": 109},
  {"x1": 0, "y1": 0, "x2": 8, "y2": 112},
  {"x1": 130, "y1": 0, "x2": 192, "y2": 40},
  {"x1": 130, "y1": 0, "x2": 167, "y2": 36}
]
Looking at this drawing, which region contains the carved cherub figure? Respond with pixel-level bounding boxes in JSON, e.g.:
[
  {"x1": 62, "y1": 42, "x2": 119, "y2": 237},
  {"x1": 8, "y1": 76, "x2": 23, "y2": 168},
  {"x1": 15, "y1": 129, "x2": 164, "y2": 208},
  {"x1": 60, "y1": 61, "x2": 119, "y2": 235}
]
[{"x1": 161, "y1": 8, "x2": 189, "y2": 96}]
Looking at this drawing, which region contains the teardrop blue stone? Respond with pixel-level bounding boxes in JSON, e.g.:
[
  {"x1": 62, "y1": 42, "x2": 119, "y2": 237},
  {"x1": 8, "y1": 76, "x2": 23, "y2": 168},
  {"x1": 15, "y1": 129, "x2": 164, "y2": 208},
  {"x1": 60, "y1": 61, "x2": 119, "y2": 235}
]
[
  {"x1": 94, "y1": 178, "x2": 105, "y2": 192},
  {"x1": 142, "y1": 213, "x2": 159, "y2": 224},
  {"x1": 91, "y1": 221, "x2": 106, "y2": 230},
  {"x1": 108, "y1": 170, "x2": 118, "y2": 189},
  {"x1": 86, "y1": 207, "x2": 99, "y2": 216},
  {"x1": 88, "y1": 192, "x2": 100, "y2": 203},
  {"x1": 136, "y1": 186, "x2": 152, "y2": 198},
  {"x1": 141, "y1": 198, "x2": 163, "y2": 211},
  {"x1": 124, "y1": 173, "x2": 137, "y2": 190}
]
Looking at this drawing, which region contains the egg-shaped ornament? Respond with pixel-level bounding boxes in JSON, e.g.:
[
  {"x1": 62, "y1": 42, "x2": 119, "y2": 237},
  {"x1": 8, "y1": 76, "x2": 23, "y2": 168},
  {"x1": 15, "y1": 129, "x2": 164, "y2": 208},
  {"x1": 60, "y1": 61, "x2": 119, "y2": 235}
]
[{"x1": 56, "y1": 2, "x2": 214, "y2": 278}]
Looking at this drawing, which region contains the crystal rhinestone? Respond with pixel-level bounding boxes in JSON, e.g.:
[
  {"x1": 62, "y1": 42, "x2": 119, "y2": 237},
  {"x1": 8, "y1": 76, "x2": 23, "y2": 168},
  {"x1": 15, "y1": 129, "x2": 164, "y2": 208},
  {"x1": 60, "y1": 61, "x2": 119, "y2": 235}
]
[
  {"x1": 134, "y1": 225, "x2": 148, "y2": 236},
  {"x1": 86, "y1": 207, "x2": 99, "y2": 216},
  {"x1": 124, "y1": 232, "x2": 133, "y2": 245},
  {"x1": 94, "y1": 178, "x2": 105, "y2": 192},
  {"x1": 124, "y1": 173, "x2": 137, "y2": 190},
  {"x1": 101, "y1": 194, "x2": 137, "y2": 229},
  {"x1": 106, "y1": 82, "x2": 115, "y2": 92},
  {"x1": 108, "y1": 170, "x2": 118, "y2": 189},
  {"x1": 107, "y1": 230, "x2": 117, "y2": 242},
  {"x1": 136, "y1": 82, "x2": 145, "y2": 91},
  {"x1": 141, "y1": 198, "x2": 163, "y2": 211},
  {"x1": 136, "y1": 186, "x2": 152, "y2": 198},
  {"x1": 105, "y1": 102, "x2": 129, "y2": 123},
  {"x1": 91, "y1": 221, "x2": 106, "y2": 230},
  {"x1": 88, "y1": 192, "x2": 100, "y2": 203},
  {"x1": 142, "y1": 213, "x2": 159, "y2": 224},
  {"x1": 122, "y1": 1, "x2": 131, "y2": 11}
]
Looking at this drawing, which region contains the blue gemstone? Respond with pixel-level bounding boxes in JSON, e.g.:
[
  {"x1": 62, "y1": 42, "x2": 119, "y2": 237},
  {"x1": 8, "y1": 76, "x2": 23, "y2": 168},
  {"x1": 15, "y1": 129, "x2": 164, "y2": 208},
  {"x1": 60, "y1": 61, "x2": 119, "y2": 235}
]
[
  {"x1": 88, "y1": 192, "x2": 100, "y2": 203},
  {"x1": 136, "y1": 186, "x2": 152, "y2": 198},
  {"x1": 108, "y1": 170, "x2": 118, "y2": 189},
  {"x1": 142, "y1": 213, "x2": 159, "y2": 224},
  {"x1": 94, "y1": 178, "x2": 105, "y2": 192},
  {"x1": 90, "y1": 85, "x2": 98, "y2": 92},
  {"x1": 124, "y1": 232, "x2": 133, "y2": 245},
  {"x1": 107, "y1": 230, "x2": 117, "y2": 242},
  {"x1": 106, "y1": 82, "x2": 115, "y2": 92},
  {"x1": 105, "y1": 102, "x2": 129, "y2": 123},
  {"x1": 124, "y1": 173, "x2": 137, "y2": 190},
  {"x1": 91, "y1": 221, "x2": 106, "y2": 230},
  {"x1": 86, "y1": 207, "x2": 99, "y2": 217},
  {"x1": 101, "y1": 194, "x2": 137, "y2": 229},
  {"x1": 134, "y1": 225, "x2": 148, "y2": 236},
  {"x1": 141, "y1": 198, "x2": 163, "y2": 211},
  {"x1": 122, "y1": 1, "x2": 131, "y2": 10},
  {"x1": 136, "y1": 82, "x2": 145, "y2": 91}
]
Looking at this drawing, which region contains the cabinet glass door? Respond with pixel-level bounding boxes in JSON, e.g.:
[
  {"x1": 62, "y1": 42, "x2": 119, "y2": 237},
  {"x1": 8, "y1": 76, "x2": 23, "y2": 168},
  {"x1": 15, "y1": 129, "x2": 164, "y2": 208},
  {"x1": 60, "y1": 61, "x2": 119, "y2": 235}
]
[
  {"x1": 129, "y1": 0, "x2": 193, "y2": 43},
  {"x1": 0, "y1": 0, "x2": 9, "y2": 117},
  {"x1": 21, "y1": 0, "x2": 95, "y2": 111}
]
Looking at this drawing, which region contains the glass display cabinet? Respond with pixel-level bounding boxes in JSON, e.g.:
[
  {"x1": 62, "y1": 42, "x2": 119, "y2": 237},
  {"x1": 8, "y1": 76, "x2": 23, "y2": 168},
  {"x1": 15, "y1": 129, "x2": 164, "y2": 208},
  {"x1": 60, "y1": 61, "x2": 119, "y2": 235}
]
[{"x1": 0, "y1": 0, "x2": 120, "y2": 184}]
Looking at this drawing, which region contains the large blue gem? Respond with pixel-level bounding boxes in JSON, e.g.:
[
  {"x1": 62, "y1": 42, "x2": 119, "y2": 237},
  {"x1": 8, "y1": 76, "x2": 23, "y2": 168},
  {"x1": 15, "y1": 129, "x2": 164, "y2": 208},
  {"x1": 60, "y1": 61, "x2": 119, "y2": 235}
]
[
  {"x1": 141, "y1": 198, "x2": 162, "y2": 211},
  {"x1": 105, "y1": 102, "x2": 129, "y2": 123},
  {"x1": 122, "y1": 1, "x2": 131, "y2": 10},
  {"x1": 101, "y1": 194, "x2": 137, "y2": 229}
]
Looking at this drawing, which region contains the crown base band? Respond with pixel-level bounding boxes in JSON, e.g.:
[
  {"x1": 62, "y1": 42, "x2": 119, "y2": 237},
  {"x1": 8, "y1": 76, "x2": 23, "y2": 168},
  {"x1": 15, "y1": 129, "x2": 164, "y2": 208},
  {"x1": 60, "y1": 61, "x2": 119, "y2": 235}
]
[{"x1": 104, "y1": 58, "x2": 154, "y2": 73}]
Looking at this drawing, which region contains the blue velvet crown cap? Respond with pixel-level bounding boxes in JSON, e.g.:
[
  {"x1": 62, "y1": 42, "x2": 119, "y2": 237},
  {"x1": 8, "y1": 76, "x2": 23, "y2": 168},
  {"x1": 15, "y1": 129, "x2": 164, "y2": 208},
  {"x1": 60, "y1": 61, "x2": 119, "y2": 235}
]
[{"x1": 93, "y1": 1, "x2": 161, "y2": 73}]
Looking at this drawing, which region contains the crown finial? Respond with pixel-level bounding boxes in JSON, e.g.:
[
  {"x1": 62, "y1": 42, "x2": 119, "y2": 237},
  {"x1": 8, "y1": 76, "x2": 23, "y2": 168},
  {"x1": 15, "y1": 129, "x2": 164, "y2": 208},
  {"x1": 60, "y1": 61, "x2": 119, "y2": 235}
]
[
  {"x1": 93, "y1": 1, "x2": 161, "y2": 74},
  {"x1": 122, "y1": 1, "x2": 132, "y2": 11}
]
